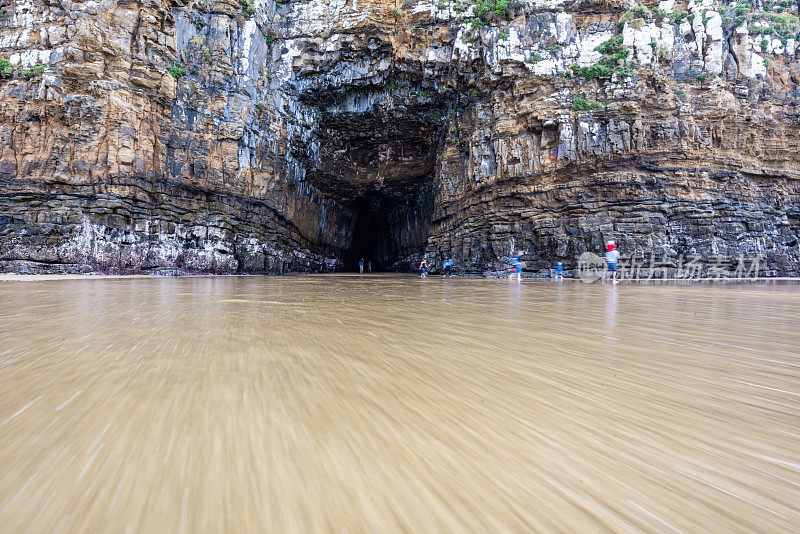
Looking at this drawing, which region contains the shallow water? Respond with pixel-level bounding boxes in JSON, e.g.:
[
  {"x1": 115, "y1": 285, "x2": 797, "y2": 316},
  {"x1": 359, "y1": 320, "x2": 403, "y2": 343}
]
[{"x1": 1, "y1": 275, "x2": 799, "y2": 532}]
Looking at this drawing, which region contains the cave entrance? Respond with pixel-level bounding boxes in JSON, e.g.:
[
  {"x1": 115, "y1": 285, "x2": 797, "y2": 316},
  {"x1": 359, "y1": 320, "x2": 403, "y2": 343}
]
[
  {"x1": 343, "y1": 189, "x2": 433, "y2": 272},
  {"x1": 304, "y1": 103, "x2": 446, "y2": 271},
  {"x1": 346, "y1": 196, "x2": 389, "y2": 272}
]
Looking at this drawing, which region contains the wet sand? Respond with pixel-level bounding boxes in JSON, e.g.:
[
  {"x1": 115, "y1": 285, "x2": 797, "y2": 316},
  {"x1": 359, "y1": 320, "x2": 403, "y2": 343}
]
[{"x1": 1, "y1": 275, "x2": 799, "y2": 532}]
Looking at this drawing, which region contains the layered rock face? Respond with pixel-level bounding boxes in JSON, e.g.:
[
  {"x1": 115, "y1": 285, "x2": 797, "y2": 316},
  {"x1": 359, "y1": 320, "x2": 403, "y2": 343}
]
[{"x1": 1, "y1": 0, "x2": 799, "y2": 275}]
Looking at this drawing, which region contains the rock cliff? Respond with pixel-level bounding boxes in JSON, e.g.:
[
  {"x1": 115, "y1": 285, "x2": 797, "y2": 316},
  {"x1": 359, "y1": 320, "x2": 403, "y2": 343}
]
[{"x1": 1, "y1": 0, "x2": 799, "y2": 275}]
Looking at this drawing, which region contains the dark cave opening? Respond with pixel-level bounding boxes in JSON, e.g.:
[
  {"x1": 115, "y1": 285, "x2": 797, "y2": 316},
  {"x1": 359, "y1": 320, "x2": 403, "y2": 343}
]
[
  {"x1": 305, "y1": 109, "x2": 445, "y2": 272},
  {"x1": 342, "y1": 187, "x2": 435, "y2": 272},
  {"x1": 345, "y1": 196, "x2": 388, "y2": 272}
]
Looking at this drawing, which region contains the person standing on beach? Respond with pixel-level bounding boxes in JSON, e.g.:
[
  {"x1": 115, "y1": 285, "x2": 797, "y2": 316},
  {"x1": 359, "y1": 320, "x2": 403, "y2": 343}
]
[
  {"x1": 359, "y1": 258, "x2": 364, "y2": 274},
  {"x1": 419, "y1": 254, "x2": 428, "y2": 278},
  {"x1": 555, "y1": 261, "x2": 563, "y2": 280},
  {"x1": 604, "y1": 241, "x2": 620, "y2": 284},
  {"x1": 368, "y1": 260, "x2": 372, "y2": 273}
]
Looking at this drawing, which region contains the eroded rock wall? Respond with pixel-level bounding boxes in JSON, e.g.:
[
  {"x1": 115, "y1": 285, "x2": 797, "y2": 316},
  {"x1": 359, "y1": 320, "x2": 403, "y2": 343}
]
[
  {"x1": 0, "y1": 0, "x2": 349, "y2": 273},
  {"x1": 1, "y1": 0, "x2": 799, "y2": 275}
]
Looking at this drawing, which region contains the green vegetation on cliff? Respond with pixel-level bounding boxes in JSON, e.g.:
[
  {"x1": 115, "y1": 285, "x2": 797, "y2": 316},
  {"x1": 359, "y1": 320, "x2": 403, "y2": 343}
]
[
  {"x1": 22, "y1": 65, "x2": 45, "y2": 79},
  {"x1": 460, "y1": 0, "x2": 515, "y2": 44},
  {"x1": 749, "y1": 12, "x2": 800, "y2": 40},
  {"x1": 0, "y1": 59, "x2": 12, "y2": 77},
  {"x1": 572, "y1": 96, "x2": 603, "y2": 111},
  {"x1": 167, "y1": 63, "x2": 187, "y2": 80},
  {"x1": 240, "y1": 0, "x2": 255, "y2": 19},
  {"x1": 570, "y1": 36, "x2": 634, "y2": 80}
]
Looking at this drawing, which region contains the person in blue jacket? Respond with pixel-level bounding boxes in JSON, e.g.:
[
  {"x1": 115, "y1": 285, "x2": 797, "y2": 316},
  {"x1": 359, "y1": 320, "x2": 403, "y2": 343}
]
[
  {"x1": 442, "y1": 256, "x2": 453, "y2": 277},
  {"x1": 509, "y1": 251, "x2": 525, "y2": 280}
]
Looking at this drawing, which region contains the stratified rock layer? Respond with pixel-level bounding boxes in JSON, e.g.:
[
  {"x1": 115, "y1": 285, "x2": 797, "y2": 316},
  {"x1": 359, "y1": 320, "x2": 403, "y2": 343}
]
[{"x1": 1, "y1": 0, "x2": 799, "y2": 275}]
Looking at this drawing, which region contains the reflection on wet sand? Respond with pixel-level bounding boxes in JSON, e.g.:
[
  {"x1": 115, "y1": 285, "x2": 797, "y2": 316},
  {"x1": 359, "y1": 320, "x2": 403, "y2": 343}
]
[{"x1": 1, "y1": 275, "x2": 799, "y2": 532}]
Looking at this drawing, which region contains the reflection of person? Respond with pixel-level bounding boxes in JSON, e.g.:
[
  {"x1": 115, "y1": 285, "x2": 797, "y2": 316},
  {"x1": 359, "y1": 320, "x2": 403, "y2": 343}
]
[
  {"x1": 605, "y1": 281, "x2": 618, "y2": 329},
  {"x1": 419, "y1": 254, "x2": 428, "y2": 278},
  {"x1": 443, "y1": 256, "x2": 453, "y2": 277},
  {"x1": 555, "y1": 261, "x2": 563, "y2": 280},
  {"x1": 604, "y1": 241, "x2": 620, "y2": 284},
  {"x1": 509, "y1": 251, "x2": 525, "y2": 280},
  {"x1": 359, "y1": 258, "x2": 364, "y2": 274}
]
